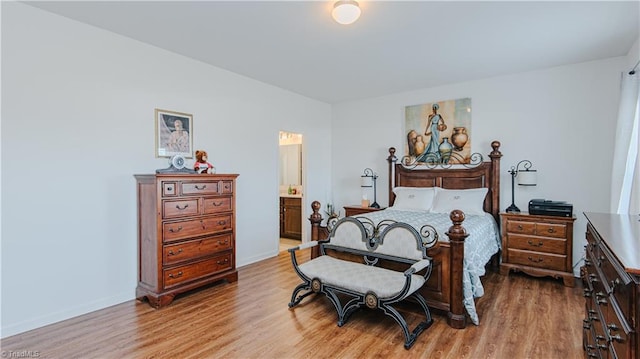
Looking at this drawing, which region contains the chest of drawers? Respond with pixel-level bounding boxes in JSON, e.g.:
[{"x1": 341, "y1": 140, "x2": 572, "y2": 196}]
[
  {"x1": 135, "y1": 173, "x2": 239, "y2": 308},
  {"x1": 500, "y1": 212, "x2": 576, "y2": 287},
  {"x1": 582, "y1": 212, "x2": 639, "y2": 359}
]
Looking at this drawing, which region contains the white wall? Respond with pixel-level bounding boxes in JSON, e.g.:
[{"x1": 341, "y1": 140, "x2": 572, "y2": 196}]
[
  {"x1": 330, "y1": 56, "x2": 627, "y2": 278},
  {"x1": 1, "y1": 3, "x2": 331, "y2": 337}
]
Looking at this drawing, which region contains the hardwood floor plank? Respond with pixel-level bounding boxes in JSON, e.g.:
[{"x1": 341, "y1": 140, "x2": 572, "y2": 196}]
[{"x1": 1, "y1": 249, "x2": 584, "y2": 358}]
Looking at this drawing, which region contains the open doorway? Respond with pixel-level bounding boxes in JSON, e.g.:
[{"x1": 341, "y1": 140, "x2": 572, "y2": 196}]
[{"x1": 278, "y1": 131, "x2": 303, "y2": 252}]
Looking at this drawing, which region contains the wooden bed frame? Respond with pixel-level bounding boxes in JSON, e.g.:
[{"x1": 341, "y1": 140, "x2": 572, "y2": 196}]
[{"x1": 309, "y1": 140, "x2": 502, "y2": 329}]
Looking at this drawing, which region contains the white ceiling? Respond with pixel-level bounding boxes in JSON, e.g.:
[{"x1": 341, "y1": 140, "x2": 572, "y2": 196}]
[{"x1": 27, "y1": 1, "x2": 640, "y2": 104}]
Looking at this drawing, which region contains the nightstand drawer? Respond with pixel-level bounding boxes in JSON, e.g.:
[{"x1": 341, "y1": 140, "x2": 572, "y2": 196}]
[
  {"x1": 507, "y1": 248, "x2": 566, "y2": 271},
  {"x1": 507, "y1": 234, "x2": 567, "y2": 255},
  {"x1": 506, "y1": 220, "x2": 566, "y2": 239},
  {"x1": 534, "y1": 222, "x2": 566, "y2": 238},
  {"x1": 506, "y1": 220, "x2": 536, "y2": 235}
]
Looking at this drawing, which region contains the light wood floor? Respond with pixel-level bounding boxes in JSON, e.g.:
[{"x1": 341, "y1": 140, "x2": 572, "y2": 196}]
[{"x1": 2, "y1": 249, "x2": 585, "y2": 358}]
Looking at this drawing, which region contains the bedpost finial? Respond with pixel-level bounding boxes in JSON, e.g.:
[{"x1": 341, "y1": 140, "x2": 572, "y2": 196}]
[
  {"x1": 387, "y1": 147, "x2": 397, "y2": 163},
  {"x1": 450, "y1": 209, "x2": 465, "y2": 225},
  {"x1": 447, "y1": 210, "x2": 469, "y2": 240},
  {"x1": 310, "y1": 201, "x2": 323, "y2": 224},
  {"x1": 490, "y1": 141, "x2": 502, "y2": 158}
]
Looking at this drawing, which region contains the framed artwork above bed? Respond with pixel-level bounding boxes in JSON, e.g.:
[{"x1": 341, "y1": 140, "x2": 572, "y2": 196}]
[{"x1": 405, "y1": 98, "x2": 472, "y2": 165}]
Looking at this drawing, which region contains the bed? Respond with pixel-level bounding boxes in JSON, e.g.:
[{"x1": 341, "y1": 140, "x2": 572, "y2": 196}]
[{"x1": 308, "y1": 140, "x2": 503, "y2": 328}]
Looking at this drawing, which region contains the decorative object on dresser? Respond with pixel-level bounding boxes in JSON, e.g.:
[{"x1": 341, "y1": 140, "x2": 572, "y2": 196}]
[
  {"x1": 500, "y1": 212, "x2": 576, "y2": 287},
  {"x1": 505, "y1": 159, "x2": 537, "y2": 213},
  {"x1": 193, "y1": 150, "x2": 216, "y2": 174},
  {"x1": 156, "y1": 154, "x2": 196, "y2": 174},
  {"x1": 280, "y1": 196, "x2": 302, "y2": 240},
  {"x1": 309, "y1": 141, "x2": 503, "y2": 329},
  {"x1": 582, "y1": 212, "x2": 639, "y2": 359},
  {"x1": 360, "y1": 168, "x2": 380, "y2": 208},
  {"x1": 135, "y1": 173, "x2": 239, "y2": 308},
  {"x1": 343, "y1": 205, "x2": 384, "y2": 217}
]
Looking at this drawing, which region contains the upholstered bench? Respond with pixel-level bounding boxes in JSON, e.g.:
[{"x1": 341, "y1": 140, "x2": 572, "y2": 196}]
[{"x1": 288, "y1": 216, "x2": 438, "y2": 349}]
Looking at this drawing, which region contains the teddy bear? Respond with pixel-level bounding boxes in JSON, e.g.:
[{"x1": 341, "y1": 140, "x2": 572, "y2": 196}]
[{"x1": 194, "y1": 150, "x2": 216, "y2": 174}]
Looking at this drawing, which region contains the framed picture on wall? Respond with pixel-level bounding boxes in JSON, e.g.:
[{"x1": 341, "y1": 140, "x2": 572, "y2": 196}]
[
  {"x1": 155, "y1": 109, "x2": 193, "y2": 158},
  {"x1": 405, "y1": 97, "x2": 472, "y2": 165}
]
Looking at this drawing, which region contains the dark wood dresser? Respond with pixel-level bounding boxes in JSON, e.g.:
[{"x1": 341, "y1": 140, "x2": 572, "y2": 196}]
[
  {"x1": 135, "y1": 173, "x2": 239, "y2": 308},
  {"x1": 582, "y1": 212, "x2": 639, "y2": 359},
  {"x1": 500, "y1": 212, "x2": 576, "y2": 287}
]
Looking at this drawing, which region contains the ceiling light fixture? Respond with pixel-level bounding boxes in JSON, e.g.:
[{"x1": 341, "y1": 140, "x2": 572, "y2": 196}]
[{"x1": 332, "y1": 0, "x2": 361, "y2": 25}]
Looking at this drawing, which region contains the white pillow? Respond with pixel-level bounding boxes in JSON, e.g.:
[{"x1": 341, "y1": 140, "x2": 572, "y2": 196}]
[
  {"x1": 430, "y1": 187, "x2": 488, "y2": 215},
  {"x1": 389, "y1": 187, "x2": 435, "y2": 211}
]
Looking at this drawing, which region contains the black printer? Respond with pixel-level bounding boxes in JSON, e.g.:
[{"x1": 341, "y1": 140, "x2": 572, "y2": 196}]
[{"x1": 528, "y1": 199, "x2": 573, "y2": 217}]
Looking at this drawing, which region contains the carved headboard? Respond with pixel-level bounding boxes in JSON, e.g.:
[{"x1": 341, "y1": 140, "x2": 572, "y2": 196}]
[{"x1": 387, "y1": 141, "x2": 503, "y2": 222}]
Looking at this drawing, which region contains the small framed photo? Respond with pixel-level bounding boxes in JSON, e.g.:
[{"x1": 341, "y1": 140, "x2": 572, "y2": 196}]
[{"x1": 155, "y1": 109, "x2": 193, "y2": 158}]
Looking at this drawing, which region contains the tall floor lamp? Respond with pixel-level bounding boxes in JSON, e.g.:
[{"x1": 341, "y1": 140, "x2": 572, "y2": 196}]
[
  {"x1": 506, "y1": 160, "x2": 537, "y2": 213},
  {"x1": 361, "y1": 168, "x2": 380, "y2": 208}
]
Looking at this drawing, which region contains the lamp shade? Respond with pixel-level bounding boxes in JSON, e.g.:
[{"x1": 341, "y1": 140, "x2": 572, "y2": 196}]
[
  {"x1": 361, "y1": 175, "x2": 373, "y2": 187},
  {"x1": 517, "y1": 169, "x2": 537, "y2": 186},
  {"x1": 332, "y1": 0, "x2": 361, "y2": 25}
]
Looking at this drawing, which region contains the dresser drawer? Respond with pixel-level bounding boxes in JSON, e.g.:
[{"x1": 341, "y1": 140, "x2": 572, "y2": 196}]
[
  {"x1": 181, "y1": 181, "x2": 220, "y2": 196},
  {"x1": 163, "y1": 214, "x2": 233, "y2": 243},
  {"x1": 163, "y1": 234, "x2": 233, "y2": 265},
  {"x1": 506, "y1": 220, "x2": 536, "y2": 235},
  {"x1": 507, "y1": 234, "x2": 567, "y2": 255},
  {"x1": 163, "y1": 253, "x2": 233, "y2": 289},
  {"x1": 599, "y1": 251, "x2": 633, "y2": 326},
  {"x1": 507, "y1": 248, "x2": 566, "y2": 271},
  {"x1": 203, "y1": 196, "x2": 233, "y2": 214},
  {"x1": 534, "y1": 222, "x2": 566, "y2": 238},
  {"x1": 606, "y1": 306, "x2": 631, "y2": 359},
  {"x1": 163, "y1": 198, "x2": 200, "y2": 219},
  {"x1": 506, "y1": 220, "x2": 566, "y2": 239}
]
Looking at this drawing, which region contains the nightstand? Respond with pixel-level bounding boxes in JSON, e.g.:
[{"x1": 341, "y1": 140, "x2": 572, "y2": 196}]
[
  {"x1": 499, "y1": 212, "x2": 576, "y2": 287},
  {"x1": 343, "y1": 205, "x2": 385, "y2": 217}
]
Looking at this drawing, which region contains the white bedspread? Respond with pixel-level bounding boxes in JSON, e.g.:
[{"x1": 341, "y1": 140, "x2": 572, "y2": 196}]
[{"x1": 350, "y1": 209, "x2": 500, "y2": 325}]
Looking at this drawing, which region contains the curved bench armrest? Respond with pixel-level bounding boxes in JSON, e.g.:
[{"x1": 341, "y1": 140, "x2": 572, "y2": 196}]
[
  {"x1": 288, "y1": 240, "x2": 318, "y2": 252},
  {"x1": 404, "y1": 259, "x2": 431, "y2": 275}
]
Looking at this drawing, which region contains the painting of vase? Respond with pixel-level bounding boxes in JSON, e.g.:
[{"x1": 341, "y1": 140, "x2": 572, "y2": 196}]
[
  {"x1": 451, "y1": 127, "x2": 468, "y2": 151},
  {"x1": 404, "y1": 98, "x2": 472, "y2": 164}
]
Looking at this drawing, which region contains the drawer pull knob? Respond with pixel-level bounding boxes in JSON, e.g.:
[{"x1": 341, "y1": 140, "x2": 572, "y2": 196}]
[
  {"x1": 527, "y1": 240, "x2": 543, "y2": 247},
  {"x1": 218, "y1": 220, "x2": 227, "y2": 226},
  {"x1": 175, "y1": 204, "x2": 189, "y2": 210},
  {"x1": 527, "y1": 256, "x2": 543, "y2": 263},
  {"x1": 595, "y1": 291, "x2": 605, "y2": 298},
  {"x1": 169, "y1": 226, "x2": 183, "y2": 233},
  {"x1": 597, "y1": 298, "x2": 608, "y2": 305},
  {"x1": 517, "y1": 225, "x2": 523, "y2": 230},
  {"x1": 610, "y1": 334, "x2": 624, "y2": 343},
  {"x1": 168, "y1": 271, "x2": 183, "y2": 278},
  {"x1": 547, "y1": 228, "x2": 555, "y2": 233},
  {"x1": 167, "y1": 187, "x2": 173, "y2": 191},
  {"x1": 212, "y1": 201, "x2": 224, "y2": 207},
  {"x1": 607, "y1": 323, "x2": 619, "y2": 331},
  {"x1": 217, "y1": 258, "x2": 229, "y2": 265},
  {"x1": 583, "y1": 289, "x2": 592, "y2": 298},
  {"x1": 218, "y1": 240, "x2": 229, "y2": 245},
  {"x1": 195, "y1": 185, "x2": 207, "y2": 190},
  {"x1": 168, "y1": 249, "x2": 183, "y2": 256}
]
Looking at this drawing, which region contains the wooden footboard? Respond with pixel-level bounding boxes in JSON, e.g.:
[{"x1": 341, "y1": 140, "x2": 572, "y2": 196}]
[{"x1": 309, "y1": 201, "x2": 469, "y2": 328}]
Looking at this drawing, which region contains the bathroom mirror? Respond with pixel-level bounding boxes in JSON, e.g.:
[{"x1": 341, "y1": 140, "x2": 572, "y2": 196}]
[{"x1": 279, "y1": 144, "x2": 301, "y2": 186}]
